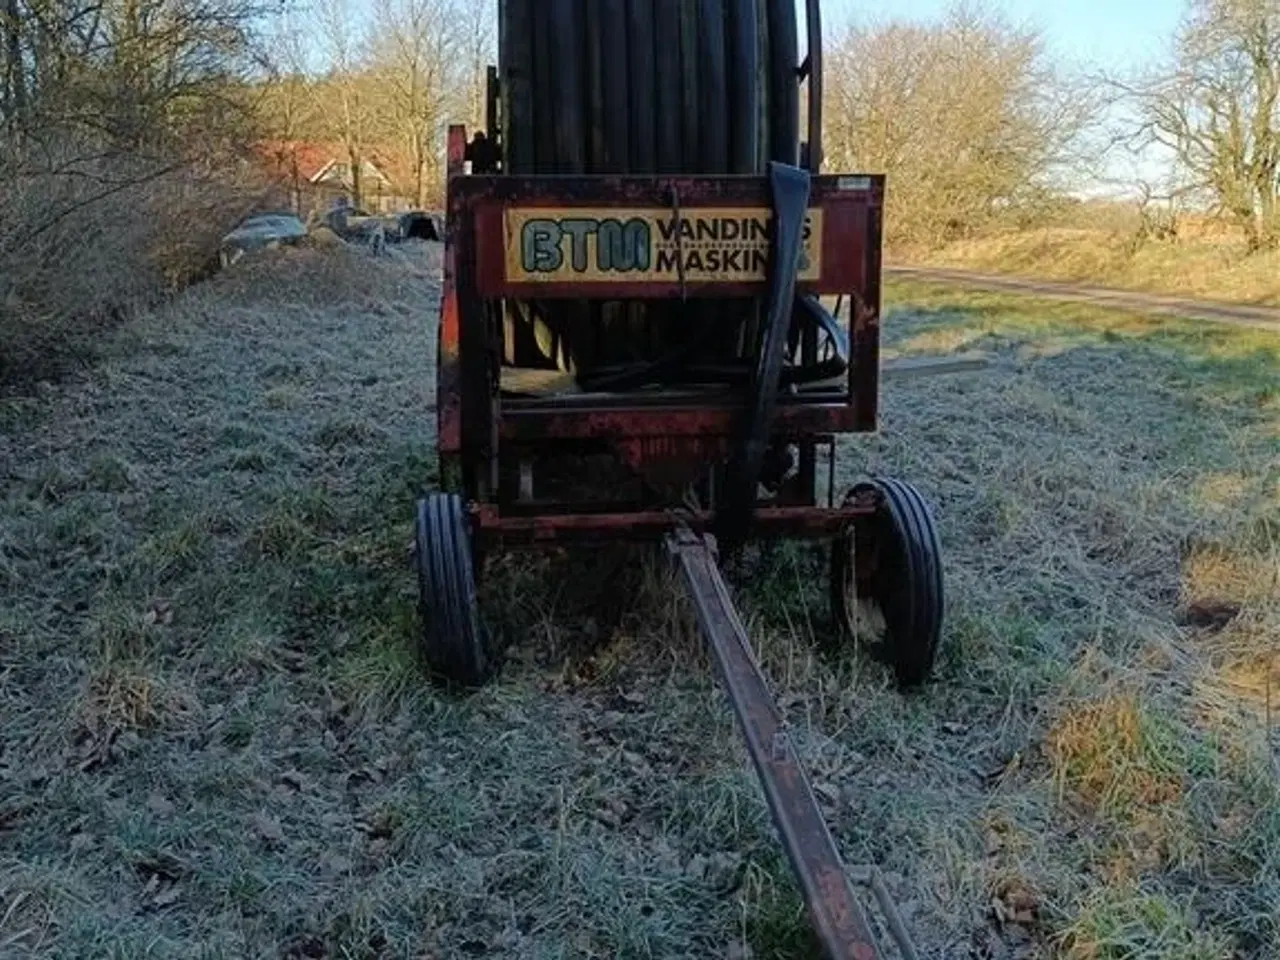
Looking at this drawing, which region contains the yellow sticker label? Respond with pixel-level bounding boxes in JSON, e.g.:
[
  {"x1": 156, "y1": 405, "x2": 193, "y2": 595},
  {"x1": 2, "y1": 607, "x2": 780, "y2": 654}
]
[{"x1": 502, "y1": 206, "x2": 823, "y2": 284}]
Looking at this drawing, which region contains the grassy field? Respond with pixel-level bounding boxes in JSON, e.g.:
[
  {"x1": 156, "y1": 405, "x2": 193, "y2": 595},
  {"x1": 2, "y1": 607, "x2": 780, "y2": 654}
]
[
  {"x1": 1, "y1": 245, "x2": 1277, "y2": 959},
  {"x1": 899, "y1": 227, "x2": 1280, "y2": 308}
]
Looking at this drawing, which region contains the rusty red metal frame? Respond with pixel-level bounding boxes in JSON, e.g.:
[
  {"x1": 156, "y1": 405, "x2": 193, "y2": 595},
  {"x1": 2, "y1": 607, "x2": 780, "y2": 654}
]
[
  {"x1": 436, "y1": 129, "x2": 884, "y2": 536},
  {"x1": 476, "y1": 501, "x2": 873, "y2": 546},
  {"x1": 468, "y1": 175, "x2": 881, "y2": 301},
  {"x1": 668, "y1": 528, "x2": 882, "y2": 960},
  {"x1": 436, "y1": 42, "x2": 896, "y2": 945}
]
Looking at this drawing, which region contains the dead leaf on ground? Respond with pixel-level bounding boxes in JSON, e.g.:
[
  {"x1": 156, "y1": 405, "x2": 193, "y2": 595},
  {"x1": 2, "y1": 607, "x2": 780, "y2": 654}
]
[
  {"x1": 1179, "y1": 600, "x2": 1240, "y2": 631},
  {"x1": 147, "y1": 791, "x2": 175, "y2": 816},
  {"x1": 813, "y1": 781, "x2": 841, "y2": 807},
  {"x1": 151, "y1": 884, "x2": 181, "y2": 907},
  {"x1": 991, "y1": 878, "x2": 1040, "y2": 928},
  {"x1": 144, "y1": 602, "x2": 174, "y2": 626},
  {"x1": 133, "y1": 851, "x2": 188, "y2": 882},
  {"x1": 254, "y1": 811, "x2": 285, "y2": 845},
  {"x1": 0, "y1": 800, "x2": 31, "y2": 830}
]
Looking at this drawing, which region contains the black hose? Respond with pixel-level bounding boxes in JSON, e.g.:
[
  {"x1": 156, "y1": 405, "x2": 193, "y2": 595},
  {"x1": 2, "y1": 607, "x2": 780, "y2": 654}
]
[
  {"x1": 499, "y1": 0, "x2": 808, "y2": 387},
  {"x1": 697, "y1": 0, "x2": 729, "y2": 174},
  {"x1": 530, "y1": 4, "x2": 555, "y2": 173},
  {"x1": 654, "y1": 0, "x2": 683, "y2": 175},
  {"x1": 598, "y1": 0, "x2": 630, "y2": 173},
  {"x1": 765, "y1": 0, "x2": 799, "y2": 165},
  {"x1": 576, "y1": 299, "x2": 846, "y2": 393},
  {"x1": 627, "y1": 0, "x2": 658, "y2": 174},
  {"x1": 549, "y1": 0, "x2": 585, "y2": 174},
  {"x1": 715, "y1": 162, "x2": 811, "y2": 546},
  {"x1": 727, "y1": 0, "x2": 761, "y2": 174}
]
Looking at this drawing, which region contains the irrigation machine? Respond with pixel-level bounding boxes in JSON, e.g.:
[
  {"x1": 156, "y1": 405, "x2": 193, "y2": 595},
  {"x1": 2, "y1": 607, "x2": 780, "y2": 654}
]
[{"x1": 413, "y1": 2, "x2": 953, "y2": 955}]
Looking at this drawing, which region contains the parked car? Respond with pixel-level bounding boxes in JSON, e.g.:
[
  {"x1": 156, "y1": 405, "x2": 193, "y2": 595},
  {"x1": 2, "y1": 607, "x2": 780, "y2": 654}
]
[{"x1": 219, "y1": 211, "x2": 308, "y2": 267}]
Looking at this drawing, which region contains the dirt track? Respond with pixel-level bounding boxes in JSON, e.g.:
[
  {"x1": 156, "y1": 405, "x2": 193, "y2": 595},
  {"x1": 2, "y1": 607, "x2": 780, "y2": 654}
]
[{"x1": 886, "y1": 265, "x2": 1280, "y2": 333}]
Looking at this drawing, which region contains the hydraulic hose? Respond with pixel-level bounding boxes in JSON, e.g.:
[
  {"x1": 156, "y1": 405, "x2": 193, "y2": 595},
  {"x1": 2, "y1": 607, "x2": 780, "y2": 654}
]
[{"x1": 715, "y1": 161, "x2": 811, "y2": 546}]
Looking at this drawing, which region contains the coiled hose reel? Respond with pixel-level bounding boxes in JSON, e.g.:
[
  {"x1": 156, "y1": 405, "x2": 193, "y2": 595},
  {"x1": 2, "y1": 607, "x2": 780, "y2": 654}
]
[{"x1": 495, "y1": 0, "x2": 845, "y2": 392}]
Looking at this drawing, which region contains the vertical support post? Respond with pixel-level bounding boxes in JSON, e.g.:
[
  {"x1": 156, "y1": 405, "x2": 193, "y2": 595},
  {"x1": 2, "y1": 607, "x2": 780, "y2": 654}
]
[
  {"x1": 805, "y1": 0, "x2": 823, "y2": 173},
  {"x1": 486, "y1": 65, "x2": 500, "y2": 144},
  {"x1": 437, "y1": 177, "x2": 464, "y2": 494},
  {"x1": 448, "y1": 123, "x2": 468, "y2": 180},
  {"x1": 851, "y1": 189, "x2": 882, "y2": 432}
]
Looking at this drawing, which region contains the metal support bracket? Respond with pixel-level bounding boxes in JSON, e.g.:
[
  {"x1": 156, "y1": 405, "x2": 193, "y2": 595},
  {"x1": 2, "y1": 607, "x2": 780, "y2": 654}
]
[{"x1": 665, "y1": 526, "x2": 883, "y2": 960}]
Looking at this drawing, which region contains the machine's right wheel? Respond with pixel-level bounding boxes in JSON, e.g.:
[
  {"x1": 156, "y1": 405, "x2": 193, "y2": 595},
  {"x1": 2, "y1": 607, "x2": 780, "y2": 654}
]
[
  {"x1": 414, "y1": 493, "x2": 496, "y2": 688},
  {"x1": 830, "y1": 478, "x2": 944, "y2": 688}
]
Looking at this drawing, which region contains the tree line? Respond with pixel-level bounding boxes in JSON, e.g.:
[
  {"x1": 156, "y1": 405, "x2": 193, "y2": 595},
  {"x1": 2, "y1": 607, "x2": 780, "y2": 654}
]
[
  {"x1": 259, "y1": 0, "x2": 492, "y2": 210},
  {"x1": 1, "y1": 0, "x2": 1277, "y2": 257},
  {"x1": 826, "y1": 0, "x2": 1280, "y2": 251}
]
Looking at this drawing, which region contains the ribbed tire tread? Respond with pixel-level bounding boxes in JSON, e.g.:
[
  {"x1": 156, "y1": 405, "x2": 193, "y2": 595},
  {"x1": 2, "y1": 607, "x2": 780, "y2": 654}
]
[
  {"x1": 830, "y1": 478, "x2": 945, "y2": 688},
  {"x1": 414, "y1": 494, "x2": 495, "y2": 688}
]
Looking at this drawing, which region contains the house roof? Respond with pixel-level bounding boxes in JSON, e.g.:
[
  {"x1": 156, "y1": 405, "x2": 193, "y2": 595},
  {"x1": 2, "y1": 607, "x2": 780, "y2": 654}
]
[{"x1": 254, "y1": 140, "x2": 397, "y2": 187}]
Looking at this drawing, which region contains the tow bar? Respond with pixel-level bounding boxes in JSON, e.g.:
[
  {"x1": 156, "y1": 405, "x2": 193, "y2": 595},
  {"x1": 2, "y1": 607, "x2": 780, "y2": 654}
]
[{"x1": 667, "y1": 527, "x2": 920, "y2": 960}]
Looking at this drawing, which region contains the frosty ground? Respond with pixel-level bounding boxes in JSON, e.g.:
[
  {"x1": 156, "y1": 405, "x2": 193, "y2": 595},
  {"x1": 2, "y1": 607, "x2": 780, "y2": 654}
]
[{"x1": 1, "y1": 243, "x2": 1276, "y2": 958}]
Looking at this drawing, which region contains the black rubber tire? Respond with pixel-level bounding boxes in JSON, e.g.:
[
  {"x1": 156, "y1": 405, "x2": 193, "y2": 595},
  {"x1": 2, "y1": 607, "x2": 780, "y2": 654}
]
[
  {"x1": 414, "y1": 493, "x2": 496, "y2": 688},
  {"x1": 830, "y1": 478, "x2": 944, "y2": 688}
]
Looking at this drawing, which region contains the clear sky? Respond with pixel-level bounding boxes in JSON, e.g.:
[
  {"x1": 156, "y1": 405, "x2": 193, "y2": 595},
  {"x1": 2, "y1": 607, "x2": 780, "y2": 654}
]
[{"x1": 823, "y1": 0, "x2": 1186, "y2": 73}]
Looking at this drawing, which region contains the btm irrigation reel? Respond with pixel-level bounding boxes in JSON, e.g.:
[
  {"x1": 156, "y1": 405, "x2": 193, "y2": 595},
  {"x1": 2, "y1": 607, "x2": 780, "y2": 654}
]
[{"x1": 414, "y1": 2, "x2": 949, "y2": 955}]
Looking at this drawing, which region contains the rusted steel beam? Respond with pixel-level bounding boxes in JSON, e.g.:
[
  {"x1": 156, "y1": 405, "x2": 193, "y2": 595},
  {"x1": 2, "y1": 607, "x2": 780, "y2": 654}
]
[
  {"x1": 436, "y1": 129, "x2": 468, "y2": 491},
  {"x1": 666, "y1": 527, "x2": 881, "y2": 959},
  {"x1": 474, "y1": 503, "x2": 872, "y2": 544},
  {"x1": 499, "y1": 399, "x2": 860, "y2": 443}
]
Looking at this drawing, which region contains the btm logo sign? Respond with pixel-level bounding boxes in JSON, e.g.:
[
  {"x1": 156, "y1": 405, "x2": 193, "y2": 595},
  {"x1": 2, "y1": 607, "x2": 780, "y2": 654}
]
[
  {"x1": 522, "y1": 217, "x2": 650, "y2": 274},
  {"x1": 520, "y1": 214, "x2": 813, "y2": 276}
]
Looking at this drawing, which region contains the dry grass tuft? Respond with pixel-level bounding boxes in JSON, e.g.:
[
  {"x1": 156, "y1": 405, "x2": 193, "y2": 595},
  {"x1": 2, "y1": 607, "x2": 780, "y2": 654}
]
[
  {"x1": 1060, "y1": 884, "x2": 1236, "y2": 960},
  {"x1": 902, "y1": 226, "x2": 1280, "y2": 305},
  {"x1": 1182, "y1": 540, "x2": 1279, "y2": 615},
  {"x1": 1046, "y1": 695, "x2": 1188, "y2": 814}
]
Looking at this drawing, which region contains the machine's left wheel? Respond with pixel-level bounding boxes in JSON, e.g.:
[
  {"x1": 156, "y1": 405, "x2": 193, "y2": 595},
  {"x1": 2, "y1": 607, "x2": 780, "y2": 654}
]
[
  {"x1": 414, "y1": 493, "x2": 496, "y2": 688},
  {"x1": 830, "y1": 478, "x2": 945, "y2": 689}
]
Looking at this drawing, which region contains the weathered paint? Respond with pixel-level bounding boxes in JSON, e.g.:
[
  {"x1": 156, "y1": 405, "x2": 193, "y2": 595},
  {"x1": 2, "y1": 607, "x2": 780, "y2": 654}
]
[
  {"x1": 460, "y1": 173, "x2": 881, "y2": 299},
  {"x1": 473, "y1": 502, "x2": 873, "y2": 544},
  {"x1": 503, "y1": 206, "x2": 824, "y2": 284}
]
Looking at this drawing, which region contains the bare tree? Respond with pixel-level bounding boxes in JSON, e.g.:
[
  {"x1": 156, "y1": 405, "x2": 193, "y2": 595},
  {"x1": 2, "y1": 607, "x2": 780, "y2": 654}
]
[
  {"x1": 260, "y1": 3, "x2": 320, "y2": 212},
  {"x1": 824, "y1": 2, "x2": 1098, "y2": 245},
  {"x1": 316, "y1": 0, "x2": 370, "y2": 208},
  {"x1": 368, "y1": 0, "x2": 454, "y2": 207},
  {"x1": 1, "y1": 0, "x2": 271, "y2": 381},
  {"x1": 1117, "y1": 0, "x2": 1280, "y2": 250},
  {"x1": 454, "y1": 0, "x2": 493, "y2": 131},
  {"x1": 2, "y1": 0, "x2": 263, "y2": 147}
]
